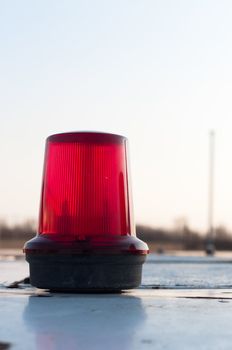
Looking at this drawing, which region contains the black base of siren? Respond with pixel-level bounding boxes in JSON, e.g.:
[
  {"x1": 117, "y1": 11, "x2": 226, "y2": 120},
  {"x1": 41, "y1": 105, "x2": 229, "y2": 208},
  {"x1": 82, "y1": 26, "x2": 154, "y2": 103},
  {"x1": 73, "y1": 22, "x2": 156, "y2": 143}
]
[
  {"x1": 25, "y1": 253, "x2": 146, "y2": 291},
  {"x1": 24, "y1": 235, "x2": 148, "y2": 291}
]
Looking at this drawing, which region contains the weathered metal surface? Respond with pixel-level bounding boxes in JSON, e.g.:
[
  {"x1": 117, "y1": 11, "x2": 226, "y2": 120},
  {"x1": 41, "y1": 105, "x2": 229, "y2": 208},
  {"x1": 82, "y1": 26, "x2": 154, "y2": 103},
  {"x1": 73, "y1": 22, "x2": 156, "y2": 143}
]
[{"x1": 1, "y1": 254, "x2": 232, "y2": 349}]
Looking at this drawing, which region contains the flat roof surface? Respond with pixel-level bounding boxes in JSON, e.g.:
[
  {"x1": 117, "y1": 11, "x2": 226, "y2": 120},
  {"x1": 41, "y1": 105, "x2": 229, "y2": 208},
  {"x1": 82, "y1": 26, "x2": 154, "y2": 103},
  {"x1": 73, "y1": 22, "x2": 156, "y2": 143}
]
[{"x1": 1, "y1": 253, "x2": 232, "y2": 349}]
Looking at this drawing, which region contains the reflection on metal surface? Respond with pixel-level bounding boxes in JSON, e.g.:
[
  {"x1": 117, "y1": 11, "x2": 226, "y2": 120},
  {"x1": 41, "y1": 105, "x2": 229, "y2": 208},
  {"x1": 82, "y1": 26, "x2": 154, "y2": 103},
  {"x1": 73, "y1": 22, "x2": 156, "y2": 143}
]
[
  {"x1": 0, "y1": 342, "x2": 11, "y2": 350},
  {"x1": 23, "y1": 295, "x2": 146, "y2": 350}
]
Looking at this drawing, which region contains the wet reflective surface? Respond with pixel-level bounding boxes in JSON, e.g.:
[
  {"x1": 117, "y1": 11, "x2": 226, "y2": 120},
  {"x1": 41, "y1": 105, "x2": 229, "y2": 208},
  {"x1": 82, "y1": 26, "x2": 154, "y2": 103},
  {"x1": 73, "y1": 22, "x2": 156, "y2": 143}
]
[{"x1": 1, "y1": 253, "x2": 232, "y2": 349}]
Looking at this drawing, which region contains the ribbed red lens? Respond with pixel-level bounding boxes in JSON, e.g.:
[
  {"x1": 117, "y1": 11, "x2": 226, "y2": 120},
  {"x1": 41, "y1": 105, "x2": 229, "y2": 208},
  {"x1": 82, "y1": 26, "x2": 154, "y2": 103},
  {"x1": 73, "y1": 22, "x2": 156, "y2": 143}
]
[{"x1": 39, "y1": 132, "x2": 134, "y2": 239}]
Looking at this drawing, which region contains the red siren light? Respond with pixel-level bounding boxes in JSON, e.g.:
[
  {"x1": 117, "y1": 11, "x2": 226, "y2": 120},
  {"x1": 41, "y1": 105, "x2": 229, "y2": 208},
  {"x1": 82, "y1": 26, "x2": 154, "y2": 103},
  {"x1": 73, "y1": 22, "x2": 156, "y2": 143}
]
[{"x1": 24, "y1": 132, "x2": 149, "y2": 291}]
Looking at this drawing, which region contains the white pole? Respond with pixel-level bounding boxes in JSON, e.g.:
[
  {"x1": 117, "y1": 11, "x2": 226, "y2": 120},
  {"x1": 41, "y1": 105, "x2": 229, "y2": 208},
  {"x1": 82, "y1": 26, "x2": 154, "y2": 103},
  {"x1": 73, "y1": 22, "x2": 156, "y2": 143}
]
[{"x1": 206, "y1": 130, "x2": 215, "y2": 255}]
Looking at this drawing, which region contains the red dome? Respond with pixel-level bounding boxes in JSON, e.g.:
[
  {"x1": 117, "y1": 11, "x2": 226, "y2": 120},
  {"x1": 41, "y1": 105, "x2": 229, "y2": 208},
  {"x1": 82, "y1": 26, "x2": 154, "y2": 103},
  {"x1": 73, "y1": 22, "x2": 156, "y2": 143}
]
[{"x1": 38, "y1": 132, "x2": 134, "y2": 239}]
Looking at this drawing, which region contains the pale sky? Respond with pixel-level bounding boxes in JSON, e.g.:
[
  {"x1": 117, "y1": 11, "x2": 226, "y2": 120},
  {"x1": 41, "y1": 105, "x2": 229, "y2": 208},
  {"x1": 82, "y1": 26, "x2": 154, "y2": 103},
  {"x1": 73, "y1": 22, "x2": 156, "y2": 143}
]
[{"x1": 1, "y1": 0, "x2": 232, "y2": 231}]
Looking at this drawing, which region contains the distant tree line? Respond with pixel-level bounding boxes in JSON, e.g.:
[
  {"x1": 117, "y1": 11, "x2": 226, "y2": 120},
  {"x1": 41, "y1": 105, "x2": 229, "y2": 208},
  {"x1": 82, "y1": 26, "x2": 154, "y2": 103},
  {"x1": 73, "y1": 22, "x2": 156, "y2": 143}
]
[
  {"x1": 0, "y1": 220, "x2": 36, "y2": 241},
  {"x1": 1, "y1": 219, "x2": 232, "y2": 251},
  {"x1": 136, "y1": 224, "x2": 232, "y2": 251}
]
